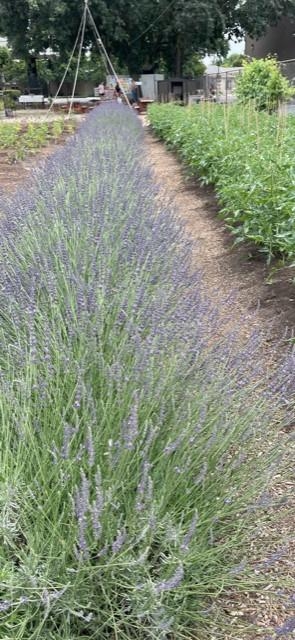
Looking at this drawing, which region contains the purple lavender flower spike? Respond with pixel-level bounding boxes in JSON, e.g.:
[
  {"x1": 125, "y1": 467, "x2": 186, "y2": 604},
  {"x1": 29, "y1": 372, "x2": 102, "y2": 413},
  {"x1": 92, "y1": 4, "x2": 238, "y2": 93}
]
[
  {"x1": 61, "y1": 423, "x2": 76, "y2": 460},
  {"x1": 0, "y1": 600, "x2": 12, "y2": 612},
  {"x1": 85, "y1": 425, "x2": 95, "y2": 468},
  {"x1": 180, "y1": 511, "x2": 198, "y2": 552},
  {"x1": 74, "y1": 471, "x2": 90, "y2": 559},
  {"x1": 122, "y1": 394, "x2": 139, "y2": 450},
  {"x1": 91, "y1": 468, "x2": 104, "y2": 540},
  {"x1": 111, "y1": 529, "x2": 127, "y2": 555},
  {"x1": 155, "y1": 564, "x2": 184, "y2": 594},
  {"x1": 275, "y1": 617, "x2": 295, "y2": 636}
]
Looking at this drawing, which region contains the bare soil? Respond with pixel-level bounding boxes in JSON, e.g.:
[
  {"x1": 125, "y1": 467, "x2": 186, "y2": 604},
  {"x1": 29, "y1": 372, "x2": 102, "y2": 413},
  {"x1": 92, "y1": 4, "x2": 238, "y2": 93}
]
[{"x1": 0, "y1": 144, "x2": 61, "y2": 193}]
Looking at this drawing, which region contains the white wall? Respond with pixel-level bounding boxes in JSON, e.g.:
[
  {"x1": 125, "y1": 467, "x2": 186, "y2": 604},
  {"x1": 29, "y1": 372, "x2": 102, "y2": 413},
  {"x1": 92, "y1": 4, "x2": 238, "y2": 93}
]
[{"x1": 140, "y1": 74, "x2": 164, "y2": 99}]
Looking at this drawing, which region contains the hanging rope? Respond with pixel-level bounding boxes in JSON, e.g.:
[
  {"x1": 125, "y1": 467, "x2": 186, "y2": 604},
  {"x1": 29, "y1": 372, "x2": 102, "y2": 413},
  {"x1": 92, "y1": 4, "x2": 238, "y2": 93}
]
[
  {"x1": 45, "y1": 13, "x2": 84, "y2": 119},
  {"x1": 86, "y1": 4, "x2": 132, "y2": 108},
  {"x1": 45, "y1": 0, "x2": 132, "y2": 118},
  {"x1": 68, "y1": 1, "x2": 87, "y2": 117}
]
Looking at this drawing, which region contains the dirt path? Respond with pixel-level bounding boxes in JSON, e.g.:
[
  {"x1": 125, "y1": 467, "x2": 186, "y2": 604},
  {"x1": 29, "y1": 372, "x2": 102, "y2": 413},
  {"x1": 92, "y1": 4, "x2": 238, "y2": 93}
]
[
  {"x1": 145, "y1": 129, "x2": 295, "y2": 639},
  {"x1": 145, "y1": 131, "x2": 295, "y2": 357}
]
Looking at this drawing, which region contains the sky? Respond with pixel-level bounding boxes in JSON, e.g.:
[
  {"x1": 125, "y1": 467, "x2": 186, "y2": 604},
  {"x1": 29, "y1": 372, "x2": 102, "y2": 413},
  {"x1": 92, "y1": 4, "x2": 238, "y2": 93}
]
[{"x1": 230, "y1": 39, "x2": 245, "y2": 54}]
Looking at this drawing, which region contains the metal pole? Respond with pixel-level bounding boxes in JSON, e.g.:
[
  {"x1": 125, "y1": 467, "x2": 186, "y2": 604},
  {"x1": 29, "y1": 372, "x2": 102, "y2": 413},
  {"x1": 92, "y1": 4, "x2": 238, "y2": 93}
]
[
  {"x1": 86, "y1": 5, "x2": 132, "y2": 108},
  {"x1": 68, "y1": 1, "x2": 87, "y2": 117},
  {"x1": 45, "y1": 14, "x2": 84, "y2": 119}
]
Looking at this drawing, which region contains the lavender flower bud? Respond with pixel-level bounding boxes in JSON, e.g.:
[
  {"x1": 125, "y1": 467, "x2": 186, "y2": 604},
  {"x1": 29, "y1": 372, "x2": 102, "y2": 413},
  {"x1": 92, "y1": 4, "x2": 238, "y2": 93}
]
[
  {"x1": 111, "y1": 529, "x2": 126, "y2": 555},
  {"x1": 180, "y1": 511, "x2": 198, "y2": 552},
  {"x1": 155, "y1": 564, "x2": 184, "y2": 594}
]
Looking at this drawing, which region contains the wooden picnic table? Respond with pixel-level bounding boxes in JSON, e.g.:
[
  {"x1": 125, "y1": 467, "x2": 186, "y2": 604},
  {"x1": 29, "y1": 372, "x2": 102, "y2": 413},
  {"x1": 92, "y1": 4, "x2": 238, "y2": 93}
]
[{"x1": 138, "y1": 99, "x2": 154, "y2": 114}]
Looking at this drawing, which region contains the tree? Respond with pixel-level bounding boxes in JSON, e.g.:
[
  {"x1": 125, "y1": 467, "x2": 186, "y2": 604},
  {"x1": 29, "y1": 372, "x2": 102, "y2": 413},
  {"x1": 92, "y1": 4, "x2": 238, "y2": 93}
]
[
  {"x1": 1, "y1": 0, "x2": 295, "y2": 78},
  {"x1": 222, "y1": 53, "x2": 248, "y2": 68},
  {"x1": 0, "y1": 46, "x2": 27, "y2": 86},
  {"x1": 183, "y1": 53, "x2": 206, "y2": 78}
]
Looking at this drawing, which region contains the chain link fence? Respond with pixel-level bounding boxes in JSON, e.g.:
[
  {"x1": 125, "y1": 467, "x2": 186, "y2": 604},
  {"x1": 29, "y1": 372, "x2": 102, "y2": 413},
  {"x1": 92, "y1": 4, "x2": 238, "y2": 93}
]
[
  {"x1": 203, "y1": 69, "x2": 242, "y2": 104},
  {"x1": 279, "y1": 59, "x2": 295, "y2": 113},
  {"x1": 158, "y1": 59, "x2": 295, "y2": 107},
  {"x1": 158, "y1": 69, "x2": 243, "y2": 105}
]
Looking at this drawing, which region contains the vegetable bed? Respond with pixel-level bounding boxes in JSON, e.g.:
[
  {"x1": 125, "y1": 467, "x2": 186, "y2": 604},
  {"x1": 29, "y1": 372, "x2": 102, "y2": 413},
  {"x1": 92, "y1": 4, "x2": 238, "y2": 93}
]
[
  {"x1": 149, "y1": 103, "x2": 295, "y2": 261},
  {"x1": 0, "y1": 104, "x2": 292, "y2": 639},
  {"x1": 0, "y1": 119, "x2": 75, "y2": 162}
]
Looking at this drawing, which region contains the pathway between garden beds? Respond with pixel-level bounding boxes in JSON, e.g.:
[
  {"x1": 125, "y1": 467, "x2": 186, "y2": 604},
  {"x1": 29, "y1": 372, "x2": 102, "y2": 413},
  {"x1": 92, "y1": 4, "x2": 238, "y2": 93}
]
[
  {"x1": 145, "y1": 129, "x2": 295, "y2": 354},
  {"x1": 145, "y1": 128, "x2": 295, "y2": 640}
]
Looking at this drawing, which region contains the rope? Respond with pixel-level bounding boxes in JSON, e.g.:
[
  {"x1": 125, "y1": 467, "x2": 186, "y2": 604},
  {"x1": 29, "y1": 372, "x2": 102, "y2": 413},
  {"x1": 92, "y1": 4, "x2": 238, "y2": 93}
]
[
  {"x1": 45, "y1": 14, "x2": 84, "y2": 119},
  {"x1": 86, "y1": 5, "x2": 132, "y2": 108},
  {"x1": 68, "y1": 2, "x2": 87, "y2": 117},
  {"x1": 45, "y1": 0, "x2": 132, "y2": 119},
  {"x1": 130, "y1": 0, "x2": 177, "y2": 45}
]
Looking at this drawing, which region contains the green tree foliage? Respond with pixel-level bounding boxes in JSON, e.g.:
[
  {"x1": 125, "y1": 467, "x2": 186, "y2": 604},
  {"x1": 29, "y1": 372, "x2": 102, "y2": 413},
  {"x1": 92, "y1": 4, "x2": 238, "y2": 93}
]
[
  {"x1": 37, "y1": 51, "x2": 119, "y2": 86},
  {"x1": 183, "y1": 53, "x2": 206, "y2": 78},
  {"x1": 0, "y1": 46, "x2": 10, "y2": 68},
  {"x1": 0, "y1": 46, "x2": 27, "y2": 86},
  {"x1": 236, "y1": 56, "x2": 294, "y2": 112},
  {"x1": 222, "y1": 53, "x2": 248, "y2": 68},
  {"x1": 0, "y1": 0, "x2": 295, "y2": 75}
]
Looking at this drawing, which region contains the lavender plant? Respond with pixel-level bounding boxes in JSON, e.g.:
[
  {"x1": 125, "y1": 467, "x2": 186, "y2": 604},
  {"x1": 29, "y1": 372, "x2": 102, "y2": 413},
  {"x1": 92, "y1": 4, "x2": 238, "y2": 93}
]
[{"x1": 0, "y1": 104, "x2": 292, "y2": 639}]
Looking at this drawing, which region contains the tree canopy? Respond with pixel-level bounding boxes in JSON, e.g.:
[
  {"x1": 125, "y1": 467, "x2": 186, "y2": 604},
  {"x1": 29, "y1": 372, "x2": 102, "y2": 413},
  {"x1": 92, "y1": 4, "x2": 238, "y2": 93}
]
[
  {"x1": 221, "y1": 53, "x2": 248, "y2": 68},
  {"x1": 0, "y1": 0, "x2": 295, "y2": 76}
]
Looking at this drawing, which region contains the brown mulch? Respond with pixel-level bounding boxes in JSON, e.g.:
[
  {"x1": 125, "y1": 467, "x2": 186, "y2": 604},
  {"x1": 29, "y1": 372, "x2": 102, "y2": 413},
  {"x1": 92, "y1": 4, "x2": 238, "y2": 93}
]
[{"x1": 145, "y1": 129, "x2": 295, "y2": 640}]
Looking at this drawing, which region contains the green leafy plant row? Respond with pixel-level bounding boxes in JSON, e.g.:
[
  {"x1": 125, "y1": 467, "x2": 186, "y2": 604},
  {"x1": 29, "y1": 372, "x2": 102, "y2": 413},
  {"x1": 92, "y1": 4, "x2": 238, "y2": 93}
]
[
  {"x1": 0, "y1": 119, "x2": 75, "y2": 161},
  {"x1": 149, "y1": 103, "x2": 295, "y2": 260}
]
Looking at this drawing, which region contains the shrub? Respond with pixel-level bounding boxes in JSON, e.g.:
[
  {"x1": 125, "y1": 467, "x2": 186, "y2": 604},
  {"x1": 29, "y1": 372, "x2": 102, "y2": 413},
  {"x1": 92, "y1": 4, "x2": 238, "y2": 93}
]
[
  {"x1": 3, "y1": 88, "x2": 21, "y2": 111},
  {"x1": 222, "y1": 53, "x2": 247, "y2": 68},
  {"x1": 0, "y1": 104, "x2": 292, "y2": 638},
  {"x1": 149, "y1": 102, "x2": 295, "y2": 259},
  {"x1": 235, "y1": 57, "x2": 293, "y2": 112}
]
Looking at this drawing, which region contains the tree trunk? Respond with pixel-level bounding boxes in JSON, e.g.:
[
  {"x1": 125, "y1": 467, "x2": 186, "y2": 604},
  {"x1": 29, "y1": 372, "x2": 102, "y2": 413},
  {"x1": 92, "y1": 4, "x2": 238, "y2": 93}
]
[
  {"x1": 27, "y1": 54, "x2": 41, "y2": 93},
  {"x1": 175, "y1": 36, "x2": 183, "y2": 76}
]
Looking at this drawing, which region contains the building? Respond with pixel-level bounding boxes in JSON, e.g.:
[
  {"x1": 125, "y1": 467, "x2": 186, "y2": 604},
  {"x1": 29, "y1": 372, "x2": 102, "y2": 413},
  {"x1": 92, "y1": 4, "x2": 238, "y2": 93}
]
[{"x1": 245, "y1": 17, "x2": 295, "y2": 60}]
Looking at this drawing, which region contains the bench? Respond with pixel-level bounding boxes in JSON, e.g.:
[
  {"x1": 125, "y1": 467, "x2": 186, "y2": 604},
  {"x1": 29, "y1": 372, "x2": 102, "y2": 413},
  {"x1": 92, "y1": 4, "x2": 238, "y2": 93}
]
[{"x1": 18, "y1": 95, "x2": 49, "y2": 108}]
